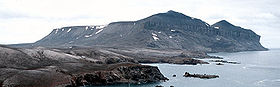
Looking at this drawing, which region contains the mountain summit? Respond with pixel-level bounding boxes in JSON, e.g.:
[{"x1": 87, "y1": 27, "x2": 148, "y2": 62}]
[
  {"x1": 214, "y1": 20, "x2": 233, "y2": 26},
  {"x1": 158, "y1": 10, "x2": 191, "y2": 18},
  {"x1": 10, "y1": 10, "x2": 267, "y2": 52}
]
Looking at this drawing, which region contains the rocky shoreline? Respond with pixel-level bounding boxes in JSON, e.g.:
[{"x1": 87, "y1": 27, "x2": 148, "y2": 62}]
[
  {"x1": 138, "y1": 57, "x2": 209, "y2": 65},
  {"x1": 107, "y1": 48, "x2": 221, "y2": 65},
  {"x1": 0, "y1": 44, "x2": 231, "y2": 87},
  {"x1": 0, "y1": 44, "x2": 230, "y2": 87},
  {"x1": 0, "y1": 46, "x2": 168, "y2": 87},
  {"x1": 68, "y1": 63, "x2": 168, "y2": 87}
]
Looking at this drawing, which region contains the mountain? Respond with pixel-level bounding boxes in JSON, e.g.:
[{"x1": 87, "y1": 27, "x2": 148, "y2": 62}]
[
  {"x1": 210, "y1": 20, "x2": 267, "y2": 52},
  {"x1": 10, "y1": 10, "x2": 267, "y2": 52}
]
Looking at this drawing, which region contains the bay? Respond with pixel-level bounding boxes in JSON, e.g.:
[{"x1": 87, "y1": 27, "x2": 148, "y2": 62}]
[{"x1": 89, "y1": 49, "x2": 280, "y2": 87}]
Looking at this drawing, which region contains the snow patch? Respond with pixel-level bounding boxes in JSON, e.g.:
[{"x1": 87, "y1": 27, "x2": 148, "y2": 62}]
[
  {"x1": 205, "y1": 23, "x2": 210, "y2": 26},
  {"x1": 84, "y1": 35, "x2": 93, "y2": 37},
  {"x1": 152, "y1": 33, "x2": 157, "y2": 36},
  {"x1": 55, "y1": 29, "x2": 59, "y2": 34},
  {"x1": 152, "y1": 36, "x2": 159, "y2": 41},
  {"x1": 94, "y1": 25, "x2": 106, "y2": 34},
  {"x1": 191, "y1": 17, "x2": 195, "y2": 19},
  {"x1": 169, "y1": 36, "x2": 173, "y2": 38},
  {"x1": 67, "y1": 28, "x2": 72, "y2": 32},
  {"x1": 62, "y1": 28, "x2": 64, "y2": 31},
  {"x1": 171, "y1": 29, "x2": 175, "y2": 32},
  {"x1": 214, "y1": 27, "x2": 220, "y2": 29},
  {"x1": 152, "y1": 33, "x2": 159, "y2": 41},
  {"x1": 158, "y1": 32, "x2": 161, "y2": 33},
  {"x1": 216, "y1": 37, "x2": 221, "y2": 40},
  {"x1": 85, "y1": 26, "x2": 88, "y2": 30},
  {"x1": 95, "y1": 29, "x2": 104, "y2": 34},
  {"x1": 96, "y1": 25, "x2": 106, "y2": 29},
  {"x1": 133, "y1": 23, "x2": 136, "y2": 25}
]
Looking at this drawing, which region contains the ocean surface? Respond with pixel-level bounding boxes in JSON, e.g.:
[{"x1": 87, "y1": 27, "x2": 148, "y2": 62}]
[{"x1": 89, "y1": 49, "x2": 280, "y2": 87}]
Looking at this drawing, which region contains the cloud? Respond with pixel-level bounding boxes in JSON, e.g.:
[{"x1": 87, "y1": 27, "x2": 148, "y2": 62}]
[
  {"x1": 0, "y1": 0, "x2": 279, "y2": 48},
  {"x1": 0, "y1": 11, "x2": 29, "y2": 19}
]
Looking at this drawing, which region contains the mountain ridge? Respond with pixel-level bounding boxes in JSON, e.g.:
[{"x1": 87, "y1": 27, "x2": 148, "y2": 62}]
[{"x1": 9, "y1": 10, "x2": 268, "y2": 52}]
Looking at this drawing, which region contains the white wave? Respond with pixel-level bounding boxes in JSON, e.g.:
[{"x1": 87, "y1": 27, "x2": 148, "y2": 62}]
[{"x1": 273, "y1": 79, "x2": 280, "y2": 82}]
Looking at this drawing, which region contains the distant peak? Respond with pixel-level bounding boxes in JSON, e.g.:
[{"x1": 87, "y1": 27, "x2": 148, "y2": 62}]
[
  {"x1": 167, "y1": 10, "x2": 178, "y2": 13},
  {"x1": 166, "y1": 10, "x2": 184, "y2": 15},
  {"x1": 138, "y1": 10, "x2": 195, "y2": 23},
  {"x1": 219, "y1": 20, "x2": 230, "y2": 24},
  {"x1": 152, "y1": 10, "x2": 191, "y2": 19},
  {"x1": 214, "y1": 20, "x2": 234, "y2": 26}
]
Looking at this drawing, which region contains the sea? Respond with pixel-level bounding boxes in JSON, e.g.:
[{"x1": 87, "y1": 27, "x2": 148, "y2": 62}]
[{"x1": 89, "y1": 49, "x2": 280, "y2": 87}]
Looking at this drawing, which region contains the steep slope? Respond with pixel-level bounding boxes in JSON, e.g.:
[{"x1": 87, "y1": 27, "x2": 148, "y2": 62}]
[
  {"x1": 32, "y1": 25, "x2": 106, "y2": 47},
  {"x1": 210, "y1": 20, "x2": 267, "y2": 51},
  {"x1": 12, "y1": 10, "x2": 267, "y2": 52}
]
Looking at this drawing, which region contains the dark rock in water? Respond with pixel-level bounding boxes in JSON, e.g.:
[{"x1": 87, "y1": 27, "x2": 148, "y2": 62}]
[
  {"x1": 210, "y1": 60, "x2": 227, "y2": 62},
  {"x1": 155, "y1": 85, "x2": 164, "y2": 87},
  {"x1": 170, "y1": 86, "x2": 174, "y2": 87},
  {"x1": 9, "y1": 10, "x2": 267, "y2": 52},
  {"x1": 210, "y1": 60, "x2": 240, "y2": 64},
  {"x1": 216, "y1": 63, "x2": 224, "y2": 65},
  {"x1": 183, "y1": 72, "x2": 219, "y2": 79},
  {"x1": 172, "y1": 75, "x2": 176, "y2": 77}
]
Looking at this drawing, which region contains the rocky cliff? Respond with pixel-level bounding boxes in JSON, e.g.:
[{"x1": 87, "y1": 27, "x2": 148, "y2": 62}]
[
  {"x1": 70, "y1": 64, "x2": 167, "y2": 86},
  {"x1": 210, "y1": 20, "x2": 266, "y2": 52},
  {"x1": 10, "y1": 10, "x2": 267, "y2": 52}
]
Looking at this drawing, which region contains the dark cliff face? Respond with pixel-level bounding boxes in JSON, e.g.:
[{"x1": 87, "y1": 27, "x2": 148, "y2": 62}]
[
  {"x1": 71, "y1": 64, "x2": 167, "y2": 86},
  {"x1": 13, "y1": 10, "x2": 267, "y2": 52},
  {"x1": 210, "y1": 20, "x2": 267, "y2": 52}
]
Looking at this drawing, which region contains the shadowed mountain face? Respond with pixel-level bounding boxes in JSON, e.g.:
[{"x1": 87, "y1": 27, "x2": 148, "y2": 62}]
[
  {"x1": 11, "y1": 10, "x2": 267, "y2": 52},
  {"x1": 210, "y1": 20, "x2": 267, "y2": 52}
]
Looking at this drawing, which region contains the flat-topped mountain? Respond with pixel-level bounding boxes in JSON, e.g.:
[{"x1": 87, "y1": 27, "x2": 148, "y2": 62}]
[{"x1": 11, "y1": 10, "x2": 267, "y2": 52}]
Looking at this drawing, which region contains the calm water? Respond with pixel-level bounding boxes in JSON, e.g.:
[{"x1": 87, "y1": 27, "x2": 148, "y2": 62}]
[{"x1": 89, "y1": 49, "x2": 280, "y2": 87}]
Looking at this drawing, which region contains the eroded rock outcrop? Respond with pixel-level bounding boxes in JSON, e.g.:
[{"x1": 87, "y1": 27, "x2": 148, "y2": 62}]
[{"x1": 70, "y1": 64, "x2": 168, "y2": 86}]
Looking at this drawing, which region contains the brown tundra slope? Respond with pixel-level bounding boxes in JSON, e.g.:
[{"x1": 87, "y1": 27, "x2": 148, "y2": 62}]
[{"x1": 0, "y1": 45, "x2": 168, "y2": 87}]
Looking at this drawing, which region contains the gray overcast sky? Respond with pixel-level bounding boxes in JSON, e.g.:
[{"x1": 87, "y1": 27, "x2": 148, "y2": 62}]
[{"x1": 0, "y1": 0, "x2": 279, "y2": 48}]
